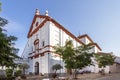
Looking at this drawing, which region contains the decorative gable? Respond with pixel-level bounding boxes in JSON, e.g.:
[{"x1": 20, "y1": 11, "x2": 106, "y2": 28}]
[
  {"x1": 27, "y1": 15, "x2": 46, "y2": 38},
  {"x1": 31, "y1": 17, "x2": 45, "y2": 33},
  {"x1": 78, "y1": 34, "x2": 102, "y2": 51},
  {"x1": 78, "y1": 34, "x2": 93, "y2": 44}
]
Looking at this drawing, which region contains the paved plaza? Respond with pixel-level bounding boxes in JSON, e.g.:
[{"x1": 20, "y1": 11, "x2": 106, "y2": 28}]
[
  {"x1": 26, "y1": 72, "x2": 120, "y2": 80},
  {"x1": 94, "y1": 73, "x2": 120, "y2": 80},
  {"x1": 77, "y1": 72, "x2": 120, "y2": 80}
]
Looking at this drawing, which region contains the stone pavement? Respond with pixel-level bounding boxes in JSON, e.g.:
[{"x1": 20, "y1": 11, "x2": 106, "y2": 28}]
[
  {"x1": 75, "y1": 72, "x2": 120, "y2": 80},
  {"x1": 77, "y1": 73, "x2": 102, "y2": 80},
  {"x1": 94, "y1": 72, "x2": 120, "y2": 80},
  {"x1": 26, "y1": 72, "x2": 120, "y2": 80}
]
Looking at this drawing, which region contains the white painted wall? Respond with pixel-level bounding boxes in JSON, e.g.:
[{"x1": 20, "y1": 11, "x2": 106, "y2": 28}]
[
  {"x1": 32, "y1": 18, "x2": 45, "y2": 32},
  {"x1": 22, "y1": 14, "x2": 109, "y2": 74},
  {"x1": 22, "y1": 18, "x2": 50, "y2": 74}
]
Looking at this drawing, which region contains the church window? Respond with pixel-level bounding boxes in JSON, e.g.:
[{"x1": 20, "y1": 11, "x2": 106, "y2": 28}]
[
  {"x1": 34, "y1": 39, "x2": 39, "y2": 53},
  {"x1": 32, "y1": 46, "x2": 33, "y2": 51},
  {"x1": 36, "y1": 22, "x2": 39, "y2": 27},
  {"x1": 36, "y1": 34, "x2": 38, "y2": 39},
  {"x1": 35, "y1": 62, "x2": 39, "y2": 75},
  {"x1": 42, "y1": 41, "x2": 45, "y2": 47},
  {"x1": 35, "y1": 44, "x2": 39, "y2": 53}
]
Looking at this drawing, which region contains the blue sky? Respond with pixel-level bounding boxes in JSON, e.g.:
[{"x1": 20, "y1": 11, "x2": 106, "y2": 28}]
[{"x1": 1, "y1": 0, "x2": 120, "y2": 57}]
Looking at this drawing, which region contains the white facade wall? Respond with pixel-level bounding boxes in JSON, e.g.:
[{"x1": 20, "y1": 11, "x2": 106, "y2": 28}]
[
  {"x1": 22, "y1": 40, "x2": 32, "y2": 58},
  {"x1": 80, "y1": 37, "x2": 91, "y2": 45},
  {"x1": 22, "y1": 18, "x2": 50, "y2": 74},
  {"x1": 32, "y1": 54, "x2": 49, "y2": 74},
  {"x1": 49, "y1": 22, "x2": 81, "y2": 47},
  {"x1": 32, "y1": 18, "x2": 45, "y2": 32},
  {"x1": 94, "y1": 46, "x2": 100, "y2": 53},
  {"x1": 22, "y1": 11, "x2": 110, "y2": 75},
  {"x1": 78, "y1": 36, "x2": 103, "y2": 73},
  {"x1": 49, "y1": 22, "x2": 82, "y2": 73}
]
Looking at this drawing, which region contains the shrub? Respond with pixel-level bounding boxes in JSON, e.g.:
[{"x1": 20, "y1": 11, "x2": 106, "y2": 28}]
[
  {"x1": 29, "y1": 72, "x2": 33, "y2": 75},
  {"x1": 6, "y1": 69, "x2": 13, "y2": 78},
  {"x1": 14, "y1": 70, "x2": 22, "y2": 77}
]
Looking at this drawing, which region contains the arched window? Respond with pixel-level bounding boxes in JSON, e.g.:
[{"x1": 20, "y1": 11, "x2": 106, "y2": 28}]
[
  {"x1": 36, "y1": 22, "x2": 39, "y2": 27},
  {"x1": 34, "y1": 39, "x2": 39, "y2": 53},
  {"x1": 35, "y1": 62, "x2": 39, "y2": 75}
]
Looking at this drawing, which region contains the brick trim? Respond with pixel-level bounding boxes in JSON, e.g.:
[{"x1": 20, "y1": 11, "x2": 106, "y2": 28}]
[
  {"x1": 78, "y1": 34, "x2": 102, "y2": 51},
  {"x1": 27, "y1": 15, "x2": 84, "y2": 45}
]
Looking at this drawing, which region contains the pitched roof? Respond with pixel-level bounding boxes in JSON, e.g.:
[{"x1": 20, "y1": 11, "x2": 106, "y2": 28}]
[
  {"x1": 78, "y1": 34, "x2": 102, "y2": 51},
  {"x1": 91, "y1": 43, "x2": 102, "y2": 51},
  {"x1": 97, "y1": 52, "x2": 112, "y2": 54},
  {"x1": 115, "y1": 57, "x2": 120, "y2": 64},
  {"x1": 78, "y1": 34, "x2": 94, "y2": 43},
  {"x1": 27, "y1": 13, "x2": 102, "y2": 51},
  {"x1": 27, "y1": 15, "x2": 84, "y2": 45}
]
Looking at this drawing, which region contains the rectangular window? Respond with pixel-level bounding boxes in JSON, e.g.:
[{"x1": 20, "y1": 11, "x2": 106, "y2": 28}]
[
  {"x1": 42, "y1": 41, "x2": 45, "y2": 47},
  {"x1": 35, "y1": 44, "x2": 39, "y2": 53}
]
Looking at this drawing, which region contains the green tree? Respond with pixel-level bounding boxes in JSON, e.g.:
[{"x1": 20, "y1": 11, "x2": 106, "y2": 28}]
[
  {"x1": 52, "y1": 64, "x2": 63, "y2": 74},
  {"x1": 54, "y1": 40, "x2": 94, "y2": 79},
  {"x1": 18, "y1": 63, "x2": 30, "y2": 75},
  {"x1": 52, "y1": 64, "x2": 62, "y2": 78},
  {"x1": 95, "y1": 53, "x2": 115, "y2": 74},
  {"x1": 14, "y1": 70, "x2": 22, "y2": 77},
  {"x1": 54, "y1": 40, "x2": 74, "y2": 73},
  {"x1": 72, "y1": 43, "x2": 94, "y2": 78},
  {"x1": 6, "y1": 68, "x2": 13, "y2": 78},
  {"x1": 0, "y1": 17, "x2": 19, "y2": 68}
]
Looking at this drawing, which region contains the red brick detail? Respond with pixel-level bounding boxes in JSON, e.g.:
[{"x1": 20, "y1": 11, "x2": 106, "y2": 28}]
[
  {"x1": 50, "y1": 19, "x2": 84, "y2": 45},
  {"x1": 28, "y1": 19, "x2": 48, "y2": 38},
  {"x1": 27, "y1": 15, "x2": 101, "y2": 52},
  {"x1": 78, "y1": 34, "x2": 94, "y2": 43},
  {"x1": 27, "y1": 15, "x2": 84, "y2": 45},
  {"x1": 34, "y1": 39, "x2": 39, "y2": 45},
  {"x1": 78, "y1": 34, "x2": 102, "y2": 51},
  {"x1": 30, "y1": 50, "x2": 55, "y2": 59},
  {"x1": 30, "y1": 45, "x2": 53, "y2": 54},
  {"x1": 38, "y1": 45, "x2": 54, "y2": 50},
  {"x1": 27, "y1": 15, "x2": 37, "y2": 38},
  {"x1": 91, "y1": 43, "x2": 102, "y2": 51},
  {"x1": 29, "y1": 44, "x2": 60, "y2": 59}
]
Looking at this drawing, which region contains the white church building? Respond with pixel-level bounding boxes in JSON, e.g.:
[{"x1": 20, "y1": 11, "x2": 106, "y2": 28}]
[{"x1": 21, "y1": 9, "x2": 109, "y2": 75}]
